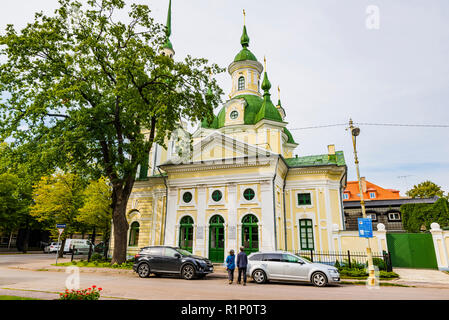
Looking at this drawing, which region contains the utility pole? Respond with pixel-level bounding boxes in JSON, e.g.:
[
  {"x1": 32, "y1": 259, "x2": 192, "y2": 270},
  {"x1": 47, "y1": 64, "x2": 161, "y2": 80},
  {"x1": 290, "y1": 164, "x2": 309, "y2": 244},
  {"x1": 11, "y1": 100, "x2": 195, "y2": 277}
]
[{"x1": 348, "y1": 119, "x2": 376, "y2": 287}]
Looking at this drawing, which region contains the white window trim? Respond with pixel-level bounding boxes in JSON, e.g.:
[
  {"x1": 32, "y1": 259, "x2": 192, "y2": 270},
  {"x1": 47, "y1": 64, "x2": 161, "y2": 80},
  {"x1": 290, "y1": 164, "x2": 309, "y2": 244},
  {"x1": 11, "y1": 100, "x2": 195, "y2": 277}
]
[
  {"x1": 240, "y1": 184, "x2": 259, "y2": 205},
  {"x1": 369, "y1": 192, "x2": 376, "y2": 199},
  {"x1": 388, "y1": 212, "x2": 401, "y2": 221},
  {"x1": 295, "y1": 190, "x2": 314, "y2": 209},
  {"x1": 343, "y1": 193, "x2": 349, "y2": 200},
  {"x1": 180, "y1": 188, "x2": 196, "y2": 207},
  {"x1": 208, "y1": 187, "x2": 226, "y2": 206}
]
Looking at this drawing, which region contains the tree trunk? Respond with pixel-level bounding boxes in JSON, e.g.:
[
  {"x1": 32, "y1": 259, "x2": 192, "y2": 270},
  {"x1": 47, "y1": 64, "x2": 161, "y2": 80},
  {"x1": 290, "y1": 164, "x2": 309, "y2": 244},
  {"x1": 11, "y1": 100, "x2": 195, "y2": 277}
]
[
  {"x1": 88, "y1": 226, "x2": 96, "y2": 262},
  {"x1": 58, "y1": 238, "x2": 66, "y2": 258},
  {"x1": 110, "y1": 195, "x2": 130, "y2": 264}
]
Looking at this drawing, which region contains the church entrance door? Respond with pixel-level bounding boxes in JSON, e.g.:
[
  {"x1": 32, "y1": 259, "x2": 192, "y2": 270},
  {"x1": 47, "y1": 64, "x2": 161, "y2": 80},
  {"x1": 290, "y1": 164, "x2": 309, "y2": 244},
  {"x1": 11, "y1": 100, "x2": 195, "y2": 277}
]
[{"x1": 208, "y1": 215, "x2": 225, "y2": 262}]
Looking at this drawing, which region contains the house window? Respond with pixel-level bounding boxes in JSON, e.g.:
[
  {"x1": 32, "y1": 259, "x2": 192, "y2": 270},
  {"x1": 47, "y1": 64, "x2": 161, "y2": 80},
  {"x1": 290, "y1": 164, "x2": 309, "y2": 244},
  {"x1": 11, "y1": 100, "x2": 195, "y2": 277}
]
[
  {"x1": 388, "y1": 212, "x2": 401, "y2": 221},
  {"x1": 297, "y1": 193, "x2": 311, "y2": 206},
  {"x1": 367, "y1": 213, "x2": 377, "y2": 221},
  {"x1": 243, "y1": 188, "x2": 255, "y2": 201},
  {"x1": 238, "y1": 76, "x2": 245, "y2": 90},
  {"x1": 369, "y1": 192, "x2": 376, "y2": 199},
  {"x1": 183, "y1": 191, "x2": 193, "y2": 204},
  {"x1": 343, "y1": 193, "x2": 349, "y2": 200},
  {"x1": 299, "y1": 219, "x2": 314, "y2": 250},
  {"x1": 212, "y1": 190, "x2": 223, "y2": 202},
  {"x1": 128, "y1": 222, "x2": 140, "y2": 247}
]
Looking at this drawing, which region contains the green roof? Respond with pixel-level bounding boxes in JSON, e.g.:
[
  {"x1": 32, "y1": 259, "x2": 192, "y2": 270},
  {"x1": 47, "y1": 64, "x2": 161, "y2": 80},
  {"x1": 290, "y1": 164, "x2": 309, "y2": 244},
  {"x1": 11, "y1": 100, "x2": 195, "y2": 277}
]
[
  {"x1": 285, "y1": 151, "x2": 346, "y2": 167},
  {"x1": 283, "y1": 128, "x2": 296, "y2": 144}
]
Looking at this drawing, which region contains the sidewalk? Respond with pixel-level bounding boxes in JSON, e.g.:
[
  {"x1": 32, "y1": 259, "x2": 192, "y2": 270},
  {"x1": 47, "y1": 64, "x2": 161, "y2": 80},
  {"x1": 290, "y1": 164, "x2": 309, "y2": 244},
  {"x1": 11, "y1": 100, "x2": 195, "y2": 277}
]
[{"x1": 390, "y1": 268, "x2": 449, "y2": 288}]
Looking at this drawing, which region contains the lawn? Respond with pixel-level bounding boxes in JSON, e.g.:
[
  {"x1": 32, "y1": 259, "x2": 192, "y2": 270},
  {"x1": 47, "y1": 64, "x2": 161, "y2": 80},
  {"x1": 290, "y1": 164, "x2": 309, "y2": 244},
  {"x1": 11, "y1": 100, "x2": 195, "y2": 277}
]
[{"x1": 0, "y1": 295, "x2": 41, "y2": 300}]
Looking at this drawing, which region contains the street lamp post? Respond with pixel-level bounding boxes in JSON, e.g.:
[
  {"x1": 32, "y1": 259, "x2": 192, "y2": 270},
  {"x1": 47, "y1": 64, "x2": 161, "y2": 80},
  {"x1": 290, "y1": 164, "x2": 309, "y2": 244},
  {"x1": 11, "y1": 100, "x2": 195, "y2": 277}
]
[{"x1": 348, "y1": 119, "x2": 376, "y2": 287}]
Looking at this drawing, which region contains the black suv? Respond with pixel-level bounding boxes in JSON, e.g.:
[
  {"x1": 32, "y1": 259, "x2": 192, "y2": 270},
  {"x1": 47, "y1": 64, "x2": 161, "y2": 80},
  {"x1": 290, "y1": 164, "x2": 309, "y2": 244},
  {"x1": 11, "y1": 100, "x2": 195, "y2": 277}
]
[{"x1": 133, "y1": 246, "x2": 214, "y2": 280}]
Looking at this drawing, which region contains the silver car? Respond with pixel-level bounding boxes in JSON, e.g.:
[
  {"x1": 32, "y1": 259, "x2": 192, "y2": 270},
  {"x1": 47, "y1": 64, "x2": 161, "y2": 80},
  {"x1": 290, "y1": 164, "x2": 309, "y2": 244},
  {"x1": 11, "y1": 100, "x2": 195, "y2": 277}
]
[{"x1": 246, "y1": 251, "x2": 340, "y2": 287}]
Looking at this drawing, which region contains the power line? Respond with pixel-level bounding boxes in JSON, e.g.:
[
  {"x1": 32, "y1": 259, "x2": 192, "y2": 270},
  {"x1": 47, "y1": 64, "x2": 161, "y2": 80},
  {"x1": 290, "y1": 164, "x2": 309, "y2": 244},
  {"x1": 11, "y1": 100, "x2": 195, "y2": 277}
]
[{"x1": 289, "y1": 122, "x2": 449, "y2": 131}]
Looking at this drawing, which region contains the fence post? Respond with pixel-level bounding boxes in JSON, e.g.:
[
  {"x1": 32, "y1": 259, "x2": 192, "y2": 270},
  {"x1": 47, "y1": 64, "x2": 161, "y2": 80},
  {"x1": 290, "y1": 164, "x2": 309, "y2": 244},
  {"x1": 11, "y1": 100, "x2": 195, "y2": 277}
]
[
  {"x1": 310, "y1": 250, "x2": 314, "y2": 262},
  {"x1": 347, "y1": 250, "x2": 351, "y2": 269},
  {"x1": 383, "y1": 250, "x2": 392, "y2": 272}
]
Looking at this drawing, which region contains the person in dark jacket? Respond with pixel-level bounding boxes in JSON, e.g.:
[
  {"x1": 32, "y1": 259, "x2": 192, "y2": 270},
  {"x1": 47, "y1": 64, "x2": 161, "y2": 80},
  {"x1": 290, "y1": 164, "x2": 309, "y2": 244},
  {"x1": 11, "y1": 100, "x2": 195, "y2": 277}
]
[
  {"x1": 236, "y1": 246, "x2": 248, "y2": 285},
  {"x1": 225, "y1": 249, "x2": 236, "y2": 284}
]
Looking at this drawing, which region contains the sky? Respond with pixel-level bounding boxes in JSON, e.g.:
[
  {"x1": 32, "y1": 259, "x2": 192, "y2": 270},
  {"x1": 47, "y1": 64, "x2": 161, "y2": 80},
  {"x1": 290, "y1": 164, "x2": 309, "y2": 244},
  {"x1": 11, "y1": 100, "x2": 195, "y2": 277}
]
[{"x1": 1, "y1": 0, "x2": 448, "y2": 196}]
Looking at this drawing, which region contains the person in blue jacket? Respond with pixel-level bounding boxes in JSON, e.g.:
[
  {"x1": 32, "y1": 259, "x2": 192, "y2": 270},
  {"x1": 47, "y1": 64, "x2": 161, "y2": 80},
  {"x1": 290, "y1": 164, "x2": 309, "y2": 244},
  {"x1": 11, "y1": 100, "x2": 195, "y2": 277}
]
[
  {"x1": 236, "y1": 246, "x2": 248, "y2": 286},
  {"x1": 225, "y1": 249, "x2": 235, "y2": 284}
]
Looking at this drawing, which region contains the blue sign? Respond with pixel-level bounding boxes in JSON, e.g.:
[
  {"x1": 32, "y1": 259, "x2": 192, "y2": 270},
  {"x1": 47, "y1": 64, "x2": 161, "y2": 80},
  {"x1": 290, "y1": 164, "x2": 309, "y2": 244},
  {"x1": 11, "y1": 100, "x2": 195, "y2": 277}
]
[
  {"x1": 358, "y1": 218, "x2": 373, "y2": 238},
  {"x1": 56, "y1": 224, "x2": 66, "y2": 229}
]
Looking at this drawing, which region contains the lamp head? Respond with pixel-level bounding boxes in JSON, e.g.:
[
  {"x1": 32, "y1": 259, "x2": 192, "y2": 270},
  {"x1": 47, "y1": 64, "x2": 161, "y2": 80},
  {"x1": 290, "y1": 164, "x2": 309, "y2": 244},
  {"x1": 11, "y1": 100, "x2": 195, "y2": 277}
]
[{"x1": 351, "y1": 127, "x2": 360, "y2": 137}]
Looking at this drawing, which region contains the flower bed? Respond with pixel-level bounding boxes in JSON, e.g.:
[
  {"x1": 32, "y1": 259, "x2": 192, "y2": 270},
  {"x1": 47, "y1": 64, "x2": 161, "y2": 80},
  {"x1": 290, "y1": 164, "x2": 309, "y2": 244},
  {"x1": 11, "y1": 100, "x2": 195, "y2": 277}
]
[{"x1": 59, "y1": 286, "x2": 102, "y2": 300}]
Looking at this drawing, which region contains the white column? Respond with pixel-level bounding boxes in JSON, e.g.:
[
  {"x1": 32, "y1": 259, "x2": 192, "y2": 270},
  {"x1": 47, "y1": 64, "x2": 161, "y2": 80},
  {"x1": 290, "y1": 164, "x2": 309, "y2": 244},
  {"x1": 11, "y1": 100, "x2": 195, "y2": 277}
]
[
  {"x1": 228, "y1": 183, "x2": 238, "y2": 253},
  {"x1": 260, "y1": 180, "x2": 275, "y2": 251},
  {"x1": 164, "y1": 187, "x2": 178, "y2": 246},
  {"x1": 196, "y1": 186, "x2": 207, "y2": 257},
  {"x1": 430, "y1": 223, "x2": 449, "y2": 270}
]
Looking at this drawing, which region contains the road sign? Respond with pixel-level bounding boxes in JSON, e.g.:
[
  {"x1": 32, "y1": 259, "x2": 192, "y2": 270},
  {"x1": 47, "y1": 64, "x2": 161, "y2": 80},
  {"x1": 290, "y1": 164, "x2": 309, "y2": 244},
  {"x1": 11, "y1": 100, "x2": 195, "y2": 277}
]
[
  {"x1": 358, "y1": 218, "x2": 373, "y2": 238},
  {"x1": 56, "y1": 224, "x2": 66, "y2": 228},
  {"x1": 58, "y1": 228, "x2": 64, "y2": 235}
]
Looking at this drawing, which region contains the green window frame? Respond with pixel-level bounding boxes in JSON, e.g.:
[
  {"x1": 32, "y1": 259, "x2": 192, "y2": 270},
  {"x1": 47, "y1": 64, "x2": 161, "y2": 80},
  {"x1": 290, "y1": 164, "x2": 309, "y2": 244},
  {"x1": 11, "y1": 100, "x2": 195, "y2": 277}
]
[
  {"x1": 183, "y1": 191, "x2": 193, "y2": 203},
  {"x1": 128, "y1": 221, "x2": 140, "y2": 247},
  {"x1": 212, "y1": 190, "x2": 222, "y2": 202},
  {"x1": 299, "y1": 219, "x2": 314, "y2": 250},
  {"x1": 243, "y1": 188, "x2": 255, "y2": 201},
  {"x1": 179, "y1": 216, "x2": 194, "y2": 252},
  {"x1": 297, "y1": 193, "x2": 311, "y2": 206}
]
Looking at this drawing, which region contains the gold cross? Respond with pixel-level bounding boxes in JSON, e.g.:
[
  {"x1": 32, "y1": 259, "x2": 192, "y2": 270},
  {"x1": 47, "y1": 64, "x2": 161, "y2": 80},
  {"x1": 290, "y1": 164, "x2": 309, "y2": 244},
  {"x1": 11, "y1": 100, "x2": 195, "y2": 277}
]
[{"x1": 243, "y1": 9, "x2": 246, "y2": 25}]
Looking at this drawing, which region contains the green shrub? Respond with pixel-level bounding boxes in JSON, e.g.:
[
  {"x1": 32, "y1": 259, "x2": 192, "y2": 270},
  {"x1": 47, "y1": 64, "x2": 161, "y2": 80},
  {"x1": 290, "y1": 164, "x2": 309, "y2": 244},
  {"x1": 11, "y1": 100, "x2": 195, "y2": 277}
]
[
  {"x1": 379, "y1": 271, "x2": 399, "y2": 279},
  {"x1": 91, "y1": 253, "x2": 104, "y2": 262},
  {"x1": 371, "y1": 258, "x2": 386, "y2": 271}
]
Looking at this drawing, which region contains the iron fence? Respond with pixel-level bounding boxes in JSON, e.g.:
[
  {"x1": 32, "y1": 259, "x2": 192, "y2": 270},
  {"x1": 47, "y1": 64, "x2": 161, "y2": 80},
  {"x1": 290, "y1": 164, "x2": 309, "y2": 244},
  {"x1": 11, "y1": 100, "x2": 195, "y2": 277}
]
[{"x1": 292, "y1": 250, "x2": 392, "y2": 272}]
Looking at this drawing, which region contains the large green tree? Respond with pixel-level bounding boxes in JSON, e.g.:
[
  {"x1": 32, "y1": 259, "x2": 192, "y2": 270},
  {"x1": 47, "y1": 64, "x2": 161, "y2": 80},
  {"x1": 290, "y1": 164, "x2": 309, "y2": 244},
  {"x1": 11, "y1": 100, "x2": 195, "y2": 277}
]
[
  {"x1": 406, "y1": 180, "x2": 445, "y2": 199},
  {"x1": 0, "y1": 0, "x2": 223, "y2": 263}
]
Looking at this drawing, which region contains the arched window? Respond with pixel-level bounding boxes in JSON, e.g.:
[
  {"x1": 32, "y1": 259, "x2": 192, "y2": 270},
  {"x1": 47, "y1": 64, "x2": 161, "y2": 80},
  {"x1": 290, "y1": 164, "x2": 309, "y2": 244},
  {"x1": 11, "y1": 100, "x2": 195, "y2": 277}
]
[
  {"x1": 242, "y1": 214, "x2": 259, "y2": 254},
  {"x1": 129, "y1": 221, "x2": 140, "y2": 247},
  {"x1": 179, "y1": 216, "x2": 194, "y2": 252},
  {"x1": 238, "y1": 76, "x2": 245, "y2": 90}
]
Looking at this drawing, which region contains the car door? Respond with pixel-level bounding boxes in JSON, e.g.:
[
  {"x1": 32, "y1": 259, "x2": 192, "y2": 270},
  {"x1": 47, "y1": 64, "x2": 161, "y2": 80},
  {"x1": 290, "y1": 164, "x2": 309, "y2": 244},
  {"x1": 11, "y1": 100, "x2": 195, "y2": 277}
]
[
  {"x1": 146, "y1": 247, "x2": 165, "y2": 272},
  {"x1": 161, "y1": 247, "x2": 183, "y2": 272},
  {"x1": 282, "y1": 254, "x2": 309, "y2": 281},
  {"x1": 262, "y1": 253, "x2": 284, "y2": 279}
]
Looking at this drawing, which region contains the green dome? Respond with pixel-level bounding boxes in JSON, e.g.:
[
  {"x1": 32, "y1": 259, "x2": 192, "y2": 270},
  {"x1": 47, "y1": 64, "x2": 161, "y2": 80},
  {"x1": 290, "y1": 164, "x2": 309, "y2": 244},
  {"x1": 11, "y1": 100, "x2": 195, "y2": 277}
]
[{"x1": 234, "y1": 48, "x2": 258, "y2": 62}]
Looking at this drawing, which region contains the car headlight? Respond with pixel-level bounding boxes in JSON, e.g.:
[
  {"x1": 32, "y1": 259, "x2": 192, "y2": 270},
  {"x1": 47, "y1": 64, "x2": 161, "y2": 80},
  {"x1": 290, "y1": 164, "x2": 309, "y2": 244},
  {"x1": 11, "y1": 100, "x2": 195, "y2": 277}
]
[
  {"x1": 198, "y1": 260, "x2": 206, "y2": 266},
  {"x1": 328, "y1": 269, "x2": 339, "y2": 274}
]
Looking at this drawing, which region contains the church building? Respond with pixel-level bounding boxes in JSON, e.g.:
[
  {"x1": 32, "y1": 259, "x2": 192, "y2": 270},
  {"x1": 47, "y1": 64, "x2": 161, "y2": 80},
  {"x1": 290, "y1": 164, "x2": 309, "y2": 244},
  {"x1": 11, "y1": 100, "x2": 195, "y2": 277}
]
[{"x1": 109, "y1": 1, "x2": 348, "y2": 262}]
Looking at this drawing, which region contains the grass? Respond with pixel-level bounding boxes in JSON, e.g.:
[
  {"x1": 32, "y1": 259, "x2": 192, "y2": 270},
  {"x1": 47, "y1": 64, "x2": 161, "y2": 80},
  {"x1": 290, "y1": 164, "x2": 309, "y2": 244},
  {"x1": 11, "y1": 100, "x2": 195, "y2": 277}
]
[
  {"x1": 341, "y1": 281, "x2": 414, "y2": 288},
  {"x1": 0, "y1": 295, "x2": 41, "y2": 300},
  {"x1": 52, "y1": 260, "x2": 133, "y2": 269}
]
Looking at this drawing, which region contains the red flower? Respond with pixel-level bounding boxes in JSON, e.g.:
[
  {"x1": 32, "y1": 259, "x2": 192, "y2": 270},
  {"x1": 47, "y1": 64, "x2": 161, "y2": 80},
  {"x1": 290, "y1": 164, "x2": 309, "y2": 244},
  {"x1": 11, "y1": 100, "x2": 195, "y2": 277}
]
[
  {"x1": 92, "y1": 285, "x2": 96, "y2": 288},
  {"x1": 98, "y1": 288, "x2": 102, "y2": 291}
]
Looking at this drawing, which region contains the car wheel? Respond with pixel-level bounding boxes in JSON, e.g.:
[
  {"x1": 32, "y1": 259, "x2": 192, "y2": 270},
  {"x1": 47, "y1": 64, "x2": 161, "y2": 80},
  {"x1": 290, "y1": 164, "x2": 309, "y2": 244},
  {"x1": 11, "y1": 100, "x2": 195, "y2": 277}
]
[
  {"x1": 252, "y1": 269, "x2": 267, "y2": 284},
  {"x1": 181, "y1": 264, "x2": 195, "y2": 280},
  {"x1": 137, "y1": 263, "x2": 151, "y2": 278},
  {"x1": 311, "y1": 272, "x2": 328, "y2": 287}
]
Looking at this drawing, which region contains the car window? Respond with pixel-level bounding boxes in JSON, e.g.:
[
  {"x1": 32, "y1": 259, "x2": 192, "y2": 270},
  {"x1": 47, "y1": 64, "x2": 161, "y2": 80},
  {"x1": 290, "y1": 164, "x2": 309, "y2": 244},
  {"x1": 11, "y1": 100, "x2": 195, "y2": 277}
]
[
  {"x1": 262, "y1": 253, "x2": 282, "y2": 262},
  {"x1": 282, "y1": 254, "x2": 300, "y2": 263},
  {"x1": 164, "y1": 248, "x2": 179, "y2": 257},
  {"x1": 249, "y1": 254, "x2": 263, "y2": 261},
  {"x1": 147, "y1": 247, "x2": 164, "y2": 256}
]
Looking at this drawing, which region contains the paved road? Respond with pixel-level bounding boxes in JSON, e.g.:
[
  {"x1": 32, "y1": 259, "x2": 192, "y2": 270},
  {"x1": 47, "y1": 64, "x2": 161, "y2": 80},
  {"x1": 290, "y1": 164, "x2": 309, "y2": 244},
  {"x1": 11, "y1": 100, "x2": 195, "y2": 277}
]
[{"x1": 1, "y1": 254, "x2": 449, "y2": 300}]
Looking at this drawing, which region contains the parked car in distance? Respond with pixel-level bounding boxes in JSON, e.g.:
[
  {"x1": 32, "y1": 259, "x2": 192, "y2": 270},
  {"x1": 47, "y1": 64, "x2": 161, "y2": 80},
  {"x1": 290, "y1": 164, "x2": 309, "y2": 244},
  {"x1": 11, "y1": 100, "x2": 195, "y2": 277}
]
[
  {"x1": 63, "y1": 239, "x2": 93, "y2": 254},
  {"x1": 246, "y1": 251, "x2": 340, "y2": 287},
  {"x1": 43, "y1": 242, "x2": 61, "y2": 253},
  {"x1": 133, "y1": 246, "x2": 214, "y2": 280},
  {"x1": 94, "y1": 242, "x2": 107, "y2": 253}
]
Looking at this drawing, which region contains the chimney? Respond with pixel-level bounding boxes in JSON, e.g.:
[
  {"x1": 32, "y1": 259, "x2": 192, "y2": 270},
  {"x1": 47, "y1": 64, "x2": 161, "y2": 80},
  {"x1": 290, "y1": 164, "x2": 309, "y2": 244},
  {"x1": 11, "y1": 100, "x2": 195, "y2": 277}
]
[
  {"x1": 361, "y1": 177, "x2": 367, "y2": 193},
  {"x1": 327, "y1": 144, "x2": 336, "y2": 161}
]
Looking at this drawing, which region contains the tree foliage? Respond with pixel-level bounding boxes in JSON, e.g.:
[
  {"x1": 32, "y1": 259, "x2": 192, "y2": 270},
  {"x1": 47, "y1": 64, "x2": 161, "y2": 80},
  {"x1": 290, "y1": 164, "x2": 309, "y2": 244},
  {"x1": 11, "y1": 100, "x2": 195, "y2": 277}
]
[
  {"x1": 401, "y1": 198, "x2": 449, "y2": 233},
  {"x1": 0, "y1": 0, "x2": 224, "y2": 263},
  {"x1": 77, "y1": 176, "x2": 112, "y2": 235},
  {"x1": 0, "y1": 173, "x2": 21, "y2": 233},
  {"x1": 406, "y1": 180, "x2": 445, "y2": 199},
  {"x1": 30, "y1": 171, "x2": 85, "y2": 239}
]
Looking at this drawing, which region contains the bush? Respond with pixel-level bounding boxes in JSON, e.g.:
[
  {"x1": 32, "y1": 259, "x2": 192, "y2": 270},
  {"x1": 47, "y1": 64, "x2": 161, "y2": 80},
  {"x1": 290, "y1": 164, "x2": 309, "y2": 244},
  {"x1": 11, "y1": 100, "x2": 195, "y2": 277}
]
[
  {"x1": 371, "y1": 258, "x2": 386, "y2": 271},
  {"x1": 91, "y1": 253, "x2": 104, "y2": 262},
  {"x1": 379, "y1": 271, "x2": 399, "y2": 279},
  {"x1": 59, "y1": 286, "x2": 102, "y2": 300}
]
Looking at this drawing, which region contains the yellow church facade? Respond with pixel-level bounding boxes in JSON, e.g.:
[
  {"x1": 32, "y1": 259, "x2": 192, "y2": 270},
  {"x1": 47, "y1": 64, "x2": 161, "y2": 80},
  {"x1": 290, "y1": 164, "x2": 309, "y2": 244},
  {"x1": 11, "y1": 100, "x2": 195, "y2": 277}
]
[{"x1": 109, "y1": 3, "x2": 389, "y2": 261}]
